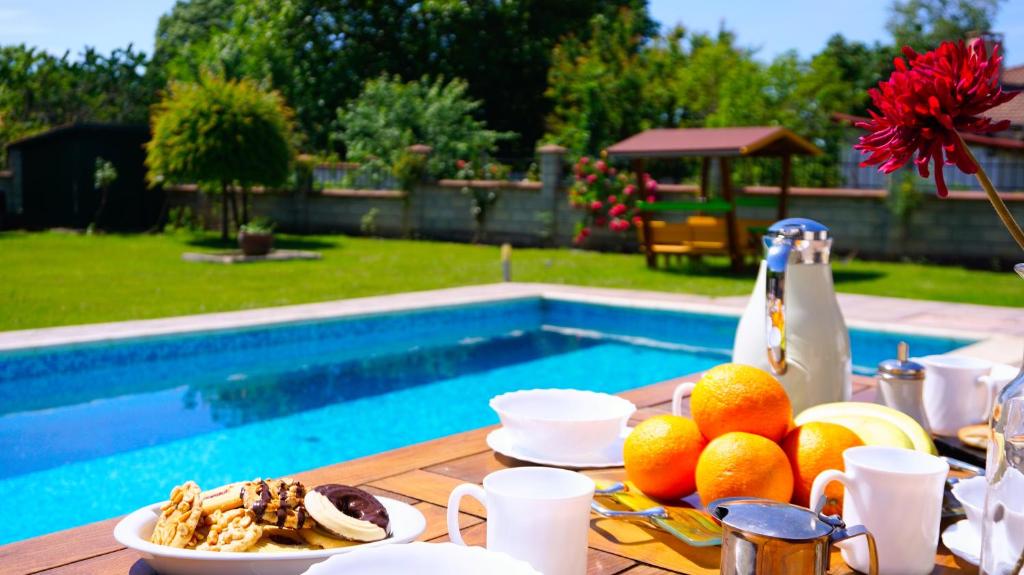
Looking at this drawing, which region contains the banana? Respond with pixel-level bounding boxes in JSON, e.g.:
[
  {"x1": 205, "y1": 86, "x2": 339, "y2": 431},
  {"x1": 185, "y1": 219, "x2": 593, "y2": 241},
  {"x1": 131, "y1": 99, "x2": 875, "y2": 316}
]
[
  {"x1": 809, "y1": 413, "x2": 914, "y2": 449},
  {"x1": 796, "y1": 402, "x2": 936, "y2": 454}
]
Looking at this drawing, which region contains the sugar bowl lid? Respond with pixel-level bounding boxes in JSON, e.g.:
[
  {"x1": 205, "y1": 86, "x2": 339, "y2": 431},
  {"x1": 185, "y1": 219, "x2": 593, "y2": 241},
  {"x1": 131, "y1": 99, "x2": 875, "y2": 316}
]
[
  {"x1": 878, "y1": 342, "x2": 925, "y2": 380},
  {"x1": 708, "y1": 497, "x2": 836, "y2": 541}
]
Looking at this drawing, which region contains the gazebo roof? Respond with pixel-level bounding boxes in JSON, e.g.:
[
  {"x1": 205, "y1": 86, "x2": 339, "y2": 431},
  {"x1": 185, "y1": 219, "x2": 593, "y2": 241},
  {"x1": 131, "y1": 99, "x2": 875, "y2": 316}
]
[{"x1": 606, "y1": 127, "x2": 821, "y2": 159}]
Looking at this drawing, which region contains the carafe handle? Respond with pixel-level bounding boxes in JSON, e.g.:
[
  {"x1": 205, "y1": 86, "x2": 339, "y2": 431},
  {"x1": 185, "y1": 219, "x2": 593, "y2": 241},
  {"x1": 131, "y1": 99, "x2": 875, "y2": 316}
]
[{"x1": 830, "y1": 524, "x2": 879, "y2": 575}]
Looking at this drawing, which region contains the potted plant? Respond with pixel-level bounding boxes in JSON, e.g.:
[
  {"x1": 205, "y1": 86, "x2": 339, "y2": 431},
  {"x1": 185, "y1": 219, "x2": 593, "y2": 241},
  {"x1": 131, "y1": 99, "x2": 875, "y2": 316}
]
[{"x1": 238, "y1": 217, "x2": 276, "y2": 256}]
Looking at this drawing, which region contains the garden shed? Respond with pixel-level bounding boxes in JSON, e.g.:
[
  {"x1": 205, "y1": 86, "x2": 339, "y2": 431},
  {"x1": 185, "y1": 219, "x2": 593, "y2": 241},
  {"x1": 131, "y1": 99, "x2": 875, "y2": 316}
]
[{"x1": 4, "y1": 123, "x2": 159, "y2": 231}]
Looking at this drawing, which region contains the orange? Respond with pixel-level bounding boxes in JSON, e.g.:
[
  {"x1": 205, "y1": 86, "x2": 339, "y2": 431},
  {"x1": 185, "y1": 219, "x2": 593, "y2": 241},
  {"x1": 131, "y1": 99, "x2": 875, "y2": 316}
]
[
  {"x1": 690, "y1": 363, "x2": 792, "y2": 442},
  {"x1": 781, "y1": 422, "x2": 863, "y2": 515},
  {"x1": 695, "y1": 431, "x2": 794, "y2": 507},
  {"x1": 623, "y1": 415, "x2": 706, "y2": 500}
]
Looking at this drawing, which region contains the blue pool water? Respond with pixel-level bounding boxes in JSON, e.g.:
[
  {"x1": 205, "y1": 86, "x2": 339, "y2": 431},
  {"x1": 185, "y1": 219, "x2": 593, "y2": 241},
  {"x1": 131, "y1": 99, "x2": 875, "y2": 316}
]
[{"x1": 0, "y1": 298, "x2": 970, "y2": 543}]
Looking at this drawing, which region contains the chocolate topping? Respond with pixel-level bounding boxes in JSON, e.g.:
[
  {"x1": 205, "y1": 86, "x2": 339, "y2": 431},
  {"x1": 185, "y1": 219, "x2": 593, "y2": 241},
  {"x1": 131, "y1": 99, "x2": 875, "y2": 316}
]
[{"x1": 312, "y1": 484, "x2": 390, "y2": 530}]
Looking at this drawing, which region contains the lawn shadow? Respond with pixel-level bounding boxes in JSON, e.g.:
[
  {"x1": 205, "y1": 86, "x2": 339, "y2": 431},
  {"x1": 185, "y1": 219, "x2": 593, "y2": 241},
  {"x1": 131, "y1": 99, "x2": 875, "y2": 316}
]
[
  {"x1": 650, "y1": 260, "x2": 886, "y2": 285},
  {"x1": 831, "y1": 268, "x2": 886, "y2": 285},
  {"x1": 651, "y1": 260, "x2": 755, "y2": 280},
  {"x1": 184, "y1": 236, "x2": 339, "y2": 251}
]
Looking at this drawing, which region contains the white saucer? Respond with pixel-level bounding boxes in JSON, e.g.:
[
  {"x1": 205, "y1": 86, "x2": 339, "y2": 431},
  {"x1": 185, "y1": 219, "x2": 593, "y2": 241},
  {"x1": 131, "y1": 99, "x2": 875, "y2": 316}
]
[
  {"x1": 486, "y1": 427, "x2": 629, "y2": 468},
  {"x1": 942, "y1": 519, "x2": 980, "y2": 566}
]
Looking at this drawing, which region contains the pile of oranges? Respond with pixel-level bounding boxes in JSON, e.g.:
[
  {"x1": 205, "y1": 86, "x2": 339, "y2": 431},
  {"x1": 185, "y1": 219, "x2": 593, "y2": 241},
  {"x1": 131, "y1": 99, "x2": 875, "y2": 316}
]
[{"x1": 623, "y1": 363, "x2": 862, "y2": 514}]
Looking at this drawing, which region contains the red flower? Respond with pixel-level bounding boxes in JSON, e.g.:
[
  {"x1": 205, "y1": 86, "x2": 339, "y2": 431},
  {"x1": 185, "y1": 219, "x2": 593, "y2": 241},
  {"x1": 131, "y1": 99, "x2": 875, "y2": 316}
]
[
  {"x1": 586, "y1": 174, "x2": 598, "y2": 184},
  {"x1": 456, "y1": 159, "x2": 467, "y2": 170},
  {"x1": 646, "y1": 195, "x2": 656, "y2": 203},
  {"x1": 609, "y1": 203, "x2": 627, "y2": 217},
  {"x1": 623, "y1": 184, "x2": 636, "y2": 196},
  {"x1": 855, "y1": 39, "x2": 1018, "y2": 197},
  {"x1": 632, "y1": 215, "x2": 643, "y2": 226},
  {"x1": 590, "y1": 200, "x2": 603, "y2": 211},
  {"x1": 596, "y1": 160, "x2": 608, "y2": 173},
  {"x1": 607, "y1": 195, "x2": 618, "y2": 204},
  {"x1": 609, "y1": 218, "x2": 631, "y2": 232},
  {"x1": 646, "y1": 179, "x2": 658, "y2": 192},
  {"x1": 580, "y1": 156, "x2": 590, "y2": 165}
]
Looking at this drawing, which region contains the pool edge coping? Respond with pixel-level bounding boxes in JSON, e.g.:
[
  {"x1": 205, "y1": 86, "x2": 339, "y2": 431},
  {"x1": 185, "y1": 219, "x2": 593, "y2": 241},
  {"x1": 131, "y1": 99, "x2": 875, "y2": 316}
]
[{"x1": 0, "y1": 283, "x2": 1016, "y2": 357}]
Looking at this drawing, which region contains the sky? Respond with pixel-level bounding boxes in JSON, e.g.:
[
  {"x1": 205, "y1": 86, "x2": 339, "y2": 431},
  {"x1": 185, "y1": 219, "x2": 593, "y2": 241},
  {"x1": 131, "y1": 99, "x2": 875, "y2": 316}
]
[{"x1": 0, "y1": 0, "x2": 1023, "y2": 65}]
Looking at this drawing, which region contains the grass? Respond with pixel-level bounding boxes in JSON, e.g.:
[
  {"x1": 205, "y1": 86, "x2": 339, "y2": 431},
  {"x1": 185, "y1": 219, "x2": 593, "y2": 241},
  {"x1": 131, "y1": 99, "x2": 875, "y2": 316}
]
[{"x1": 1, "y1": 230, "x2": 1021, "y2": 331}]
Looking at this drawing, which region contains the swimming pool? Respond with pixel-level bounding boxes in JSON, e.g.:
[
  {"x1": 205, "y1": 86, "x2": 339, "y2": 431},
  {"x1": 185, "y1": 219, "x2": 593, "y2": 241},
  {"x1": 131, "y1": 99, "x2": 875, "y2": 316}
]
[{"x1": 0, "y1": 298, "x2": 970, "y2": 543}]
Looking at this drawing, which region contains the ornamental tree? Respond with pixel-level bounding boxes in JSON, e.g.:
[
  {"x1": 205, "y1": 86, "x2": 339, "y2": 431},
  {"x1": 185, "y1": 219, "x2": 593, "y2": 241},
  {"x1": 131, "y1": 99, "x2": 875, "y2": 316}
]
[{"x1": 146, "y1": 74, "x2": 295, "y2": 240}]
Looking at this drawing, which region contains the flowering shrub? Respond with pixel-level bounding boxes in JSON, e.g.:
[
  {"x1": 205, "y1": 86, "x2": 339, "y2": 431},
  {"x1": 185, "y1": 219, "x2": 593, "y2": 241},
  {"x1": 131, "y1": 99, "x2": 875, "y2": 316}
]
[
  {"x1": 454, "y1": 159, "x2": 511, "y2": 243},
  {"x1": 568, "y1": 152, "x2": 657, "y2": 244}
]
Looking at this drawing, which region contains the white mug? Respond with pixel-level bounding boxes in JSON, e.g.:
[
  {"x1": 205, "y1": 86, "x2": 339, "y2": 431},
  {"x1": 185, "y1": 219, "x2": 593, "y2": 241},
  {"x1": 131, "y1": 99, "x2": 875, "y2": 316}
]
[
  {"x1": 917, "y1": 355, "x2": 1011, "y2": 435},
  {"x1": 671, "y1": 381, "x2": 695, "y2": 416},
  {"x1": 810, "y1": 446, "x2": 948, "y2": 575},
  {"x1": 447, "y1": 467, "x2": 595, "y2": 575}
]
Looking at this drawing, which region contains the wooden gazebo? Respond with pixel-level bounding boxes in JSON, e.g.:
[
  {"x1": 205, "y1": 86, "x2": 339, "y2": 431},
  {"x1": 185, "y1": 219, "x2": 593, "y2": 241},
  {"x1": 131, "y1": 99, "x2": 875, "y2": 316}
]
[{"x1": 606, "y1": 127, "x2": 821, "y2": 268}]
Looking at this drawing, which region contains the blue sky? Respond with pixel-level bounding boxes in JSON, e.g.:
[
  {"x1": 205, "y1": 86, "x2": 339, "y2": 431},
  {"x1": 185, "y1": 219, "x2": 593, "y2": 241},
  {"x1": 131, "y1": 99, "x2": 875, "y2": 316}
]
[{"x1": 1, "y1": 0, "x2": 1022, "y2": 64}]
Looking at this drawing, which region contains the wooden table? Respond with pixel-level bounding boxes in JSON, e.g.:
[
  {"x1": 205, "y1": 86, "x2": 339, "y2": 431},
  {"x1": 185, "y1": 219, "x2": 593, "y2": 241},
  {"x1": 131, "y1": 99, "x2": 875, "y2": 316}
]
[{"x1": 0, "y1": 376, "x2": 976, "y2": 575}]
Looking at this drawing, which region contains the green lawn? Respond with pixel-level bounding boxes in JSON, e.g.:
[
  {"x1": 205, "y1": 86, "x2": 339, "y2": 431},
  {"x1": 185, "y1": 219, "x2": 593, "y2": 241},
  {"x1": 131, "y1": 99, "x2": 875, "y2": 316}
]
[{"x1": 1, "y1": 231, "x2": 1020, "y2": 331}]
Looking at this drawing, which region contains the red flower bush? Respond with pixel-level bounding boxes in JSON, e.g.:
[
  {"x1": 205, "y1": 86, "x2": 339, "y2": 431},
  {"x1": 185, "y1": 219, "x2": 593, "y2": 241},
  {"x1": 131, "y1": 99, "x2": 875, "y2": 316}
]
[
  {"x1": 855, "y1": 39, "x2": 1018, "y2": 197},
  {"x1": 569, "y1": 152, "x2": 655, "y2": 244}
]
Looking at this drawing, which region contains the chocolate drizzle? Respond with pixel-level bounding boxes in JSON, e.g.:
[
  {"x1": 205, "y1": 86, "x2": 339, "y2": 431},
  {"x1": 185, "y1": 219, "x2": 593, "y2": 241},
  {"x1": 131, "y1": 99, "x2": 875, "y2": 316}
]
[
  {"x1": 312, "y1": 485, "x2": 390, "y2": 530},
  {"x1": 251, "y1": 480, "x2": 271, "y2": 518}
]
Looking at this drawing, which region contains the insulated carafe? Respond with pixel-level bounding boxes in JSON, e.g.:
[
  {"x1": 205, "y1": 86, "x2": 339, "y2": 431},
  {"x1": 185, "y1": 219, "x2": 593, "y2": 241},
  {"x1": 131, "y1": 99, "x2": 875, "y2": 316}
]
[{"x1": 732, "y1": 218, "x2": 851, "y2": 414}]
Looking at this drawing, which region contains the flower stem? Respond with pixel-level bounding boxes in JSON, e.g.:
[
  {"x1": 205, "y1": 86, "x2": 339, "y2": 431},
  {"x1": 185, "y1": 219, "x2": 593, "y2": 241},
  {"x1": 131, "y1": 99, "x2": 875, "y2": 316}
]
[{"x1": 955, "y1": 131, "x2": 1024, "y2": 251}]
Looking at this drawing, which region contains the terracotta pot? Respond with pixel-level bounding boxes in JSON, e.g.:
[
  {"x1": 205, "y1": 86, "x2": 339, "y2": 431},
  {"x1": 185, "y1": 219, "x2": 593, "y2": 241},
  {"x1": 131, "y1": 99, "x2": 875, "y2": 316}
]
[{"x1": 238, "y1": 231, "x2": 273, "y2": 256}]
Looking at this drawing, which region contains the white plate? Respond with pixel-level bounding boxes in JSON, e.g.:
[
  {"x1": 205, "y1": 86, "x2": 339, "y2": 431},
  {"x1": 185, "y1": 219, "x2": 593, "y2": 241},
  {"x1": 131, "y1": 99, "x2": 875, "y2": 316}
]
[
  {"x1": 303, "y1": 541, "x2": 541, "y2": 574},
  {"x1": 113, "y1": 496, "x2": 426, "y2": 575},
  {"x1": 942, "y1": 519, "x2": 980, "y2": 567},
  {"x1": 486, "y1": 426, "x2": 629, "y2": 468}
]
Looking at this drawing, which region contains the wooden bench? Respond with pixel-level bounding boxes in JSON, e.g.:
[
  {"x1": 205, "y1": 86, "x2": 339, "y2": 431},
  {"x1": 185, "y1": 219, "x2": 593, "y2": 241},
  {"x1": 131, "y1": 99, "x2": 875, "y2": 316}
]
[{"x1": 639, "y1": 217, "x2": 772, "y2": 267}]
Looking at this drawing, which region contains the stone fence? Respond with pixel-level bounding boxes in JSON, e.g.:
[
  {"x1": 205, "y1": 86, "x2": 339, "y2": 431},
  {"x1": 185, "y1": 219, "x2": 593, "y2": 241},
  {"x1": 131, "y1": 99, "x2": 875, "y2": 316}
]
[{"x1": 166, "y1": 146, "x2": 1024, "y2": 262}]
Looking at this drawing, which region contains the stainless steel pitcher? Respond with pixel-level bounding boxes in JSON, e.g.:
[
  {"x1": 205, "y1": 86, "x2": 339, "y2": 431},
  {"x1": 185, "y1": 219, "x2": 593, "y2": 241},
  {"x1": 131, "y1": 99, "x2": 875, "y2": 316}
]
[{"x1": 708, "y1": 497, "x2": 878, "y2": 575}]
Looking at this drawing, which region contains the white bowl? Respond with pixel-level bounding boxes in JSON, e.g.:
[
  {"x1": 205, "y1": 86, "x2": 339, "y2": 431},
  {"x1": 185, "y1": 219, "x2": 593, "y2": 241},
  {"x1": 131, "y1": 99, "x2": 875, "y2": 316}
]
[
  {"x1": 489, "y1": 389, "x2": 636, "y2": 459},
  {"x1": 951, "y1": 475, "x2": 986, "y2": 534},
  {"x1": 113, "y1": 496, "x2": 426, "y2": 575},
  {"x1": 303, "y1": 542, "x2": 541, "y2": 574}
]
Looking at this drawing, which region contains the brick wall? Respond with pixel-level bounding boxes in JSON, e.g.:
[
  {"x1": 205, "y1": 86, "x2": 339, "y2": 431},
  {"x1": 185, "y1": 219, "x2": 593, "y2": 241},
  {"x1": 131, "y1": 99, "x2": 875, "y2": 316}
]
[{"x1": 165, "y1": 147, "x2": 1024, "y2": 261}]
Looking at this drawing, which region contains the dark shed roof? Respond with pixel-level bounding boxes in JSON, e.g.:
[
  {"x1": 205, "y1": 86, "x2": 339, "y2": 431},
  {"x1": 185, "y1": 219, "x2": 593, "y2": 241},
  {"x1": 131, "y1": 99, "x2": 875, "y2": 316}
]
[{"x1": 606, "y1": 127, "x2": 821, "y2": 159}]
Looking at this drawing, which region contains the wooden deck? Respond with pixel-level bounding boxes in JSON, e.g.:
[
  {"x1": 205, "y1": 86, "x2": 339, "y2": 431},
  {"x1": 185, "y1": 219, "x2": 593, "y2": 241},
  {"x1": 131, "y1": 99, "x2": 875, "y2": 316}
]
[{"x1": 0, "y1": 375, "x2": 976, "y2": 575}]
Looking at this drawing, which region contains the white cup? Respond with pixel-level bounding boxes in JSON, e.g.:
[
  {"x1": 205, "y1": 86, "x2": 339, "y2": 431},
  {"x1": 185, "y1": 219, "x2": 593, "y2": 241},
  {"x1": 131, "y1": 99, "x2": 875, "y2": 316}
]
[
  {"x1": 446, "y1": 467, "x2": 595, "y2": 575},
  {"x1": 810, "y1": 445, "x2": 948, "y2": 575},
  {"x1": 917, "y1": 355, "x2": 1009, "y2": 435}
]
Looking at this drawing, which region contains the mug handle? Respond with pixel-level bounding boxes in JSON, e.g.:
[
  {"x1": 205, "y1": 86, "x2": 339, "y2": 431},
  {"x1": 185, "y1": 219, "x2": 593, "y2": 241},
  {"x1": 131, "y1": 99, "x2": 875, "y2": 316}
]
[
  {"x1": 809, "y1": 469, "x2": 850, "y2": 515},
  {"x1": 672, "y1": 382, "x2": 696, "y2": 416},
  {"x1": 979, "y1": 373, "x2": 1010, "y2": 423},
  {"x1": 447, "y1": 483, "x2": 487, "y2": 546}
]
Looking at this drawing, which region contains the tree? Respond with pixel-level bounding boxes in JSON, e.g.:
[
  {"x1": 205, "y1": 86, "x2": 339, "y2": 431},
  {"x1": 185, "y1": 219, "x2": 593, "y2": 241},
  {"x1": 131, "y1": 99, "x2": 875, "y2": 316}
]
[
  {"x1": 150, "y1": 0, "x2": 239, "y2": 85},
  {"x1": 545, "y1": 9, "x2": 687, "y2": 155},
  {"x1": 145, "y1": 75, "x2": 295, "y2": 240},
  {"x1": 152, "y1": 0, "x2": 653, "y2": 153},
  {"x1": 887, "y1": 0, "x2": 1003, "y2": 51},
  {"x1": 334, "y1": 75, "x2": 511, "y2": 178},
  {"x1": 0, "y1": 45, "x2": 153, "y2": 160}
]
